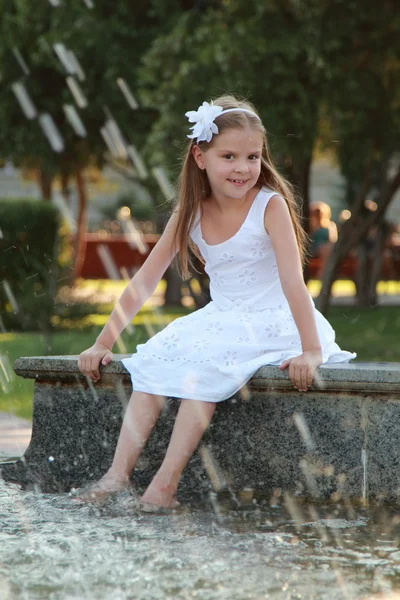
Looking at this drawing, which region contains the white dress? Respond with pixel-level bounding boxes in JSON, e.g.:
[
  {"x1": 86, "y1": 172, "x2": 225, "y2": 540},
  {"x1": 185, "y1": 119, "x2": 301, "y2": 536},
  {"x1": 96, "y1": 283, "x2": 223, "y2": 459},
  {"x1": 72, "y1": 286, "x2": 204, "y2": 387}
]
[{"x1": 122, "y1": 187, "x2": 356, "y2": 402}]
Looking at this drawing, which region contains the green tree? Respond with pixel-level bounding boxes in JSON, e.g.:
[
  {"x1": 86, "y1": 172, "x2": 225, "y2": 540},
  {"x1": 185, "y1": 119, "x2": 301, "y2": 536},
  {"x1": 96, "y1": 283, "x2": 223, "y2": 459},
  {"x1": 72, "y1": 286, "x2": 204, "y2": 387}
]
[
  {"x1": 0, "y1": 0, "x2": 171, "y2": 277},
  {"x1": 139, "y1": 0, "x2": 324, "y2": 212},
  {"x1": 316, "y1": 0, "x2": 400, "y2": 311}
]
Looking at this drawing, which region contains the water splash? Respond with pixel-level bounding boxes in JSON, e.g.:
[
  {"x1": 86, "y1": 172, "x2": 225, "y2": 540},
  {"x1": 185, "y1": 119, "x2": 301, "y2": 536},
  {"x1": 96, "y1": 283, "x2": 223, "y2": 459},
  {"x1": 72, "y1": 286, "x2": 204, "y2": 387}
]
[
  {"x1": 11, "y1": 82, "x2": 37, "y2": 119},
  {"x1": 67, "y1": 50, "x2": 85, "y2": 81},
  {"x1": 116, "y1": 78, "x2": 139, "y2": 110},
  {"x1": 152, "y1": 166, "x2": 175, "y2": 201},
  {"x1": 293, "y1": 411, "x2": 315, "y2": 451},
  {"x1": 63, "y1": 104, "x2": 87, "y2": 137},
  {"x1": 54, "y1": 43, "x2": 76, "y2": 74},
  {"x1": 102, "y1": 117, "x2": 128, "y2": 159},
  {"x1": 118, "y1": 208, "x2": 148, "y2": 254},
  {"x1": 52, "y1": 192, "x2": 77, "y2": 232},
  {"x1": 2, "y1": 280, "x2": 20, "y2": 314},
  {"x1": 39, "y1": 113, "x2": 65, "y2": 152},
  {"x1": 0, "y1": 354, "x2": 14, "y2": 393},
  {"x1": 127, "y1": 145, "x2": 148, "y2": 179},
  {"x1": 96, "y1": 244, "x2": 121, "y2": 280},
  {"x1": 66, "y1": 76, "x2": 88, "y2": 109},
  {"x1": 12, "y1": 47, "x2": 30, "y2": 76}
]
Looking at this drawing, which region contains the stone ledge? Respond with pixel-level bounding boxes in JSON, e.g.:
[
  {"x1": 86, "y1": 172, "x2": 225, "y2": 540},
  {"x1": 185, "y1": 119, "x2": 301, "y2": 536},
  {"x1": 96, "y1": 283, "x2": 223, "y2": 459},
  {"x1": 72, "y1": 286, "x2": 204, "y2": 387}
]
[
  {"x1": 3, "y1": 355, "x2": 400, "y2": 504},
  {"x1": 13, "y1": 356, "x2": 400, "y2": 391}
]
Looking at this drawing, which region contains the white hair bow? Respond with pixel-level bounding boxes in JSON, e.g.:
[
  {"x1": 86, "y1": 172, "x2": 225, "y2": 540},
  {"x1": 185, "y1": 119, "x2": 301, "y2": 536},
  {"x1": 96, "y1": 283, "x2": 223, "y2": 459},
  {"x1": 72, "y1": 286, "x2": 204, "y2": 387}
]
[
  {"x1": 185, "y1": 101, "x2": 261, "y2": 143},
  {"x1": 185, "y1": 101, "x2": 224, "y2": 143}
]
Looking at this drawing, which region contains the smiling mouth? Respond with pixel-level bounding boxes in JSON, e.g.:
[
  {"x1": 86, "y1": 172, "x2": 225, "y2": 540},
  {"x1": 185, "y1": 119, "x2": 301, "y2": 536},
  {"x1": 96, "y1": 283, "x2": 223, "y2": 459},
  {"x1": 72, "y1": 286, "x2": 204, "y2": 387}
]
[{"x1": 228, "y1": 179, "x2": 247, "y2": 184}]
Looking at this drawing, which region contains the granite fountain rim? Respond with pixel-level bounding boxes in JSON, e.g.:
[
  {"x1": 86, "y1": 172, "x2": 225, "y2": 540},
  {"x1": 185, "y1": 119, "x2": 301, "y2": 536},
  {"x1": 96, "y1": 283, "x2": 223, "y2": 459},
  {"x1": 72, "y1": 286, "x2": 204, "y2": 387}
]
[{"x1": 12, "y1": 355, "x2": 400, "y2": 393}]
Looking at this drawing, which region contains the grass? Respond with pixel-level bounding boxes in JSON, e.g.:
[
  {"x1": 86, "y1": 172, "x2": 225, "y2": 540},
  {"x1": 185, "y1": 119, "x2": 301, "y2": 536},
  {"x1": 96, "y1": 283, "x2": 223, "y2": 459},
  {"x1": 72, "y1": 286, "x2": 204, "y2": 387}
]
[{"x1": 1, "y1": 291, "x2": 400, "y2": 421}]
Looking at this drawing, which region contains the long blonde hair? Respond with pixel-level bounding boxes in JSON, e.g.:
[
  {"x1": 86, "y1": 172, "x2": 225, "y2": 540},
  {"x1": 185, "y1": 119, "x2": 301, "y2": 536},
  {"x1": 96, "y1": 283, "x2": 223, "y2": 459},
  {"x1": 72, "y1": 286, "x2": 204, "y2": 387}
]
[{"x1": 173, "y1": 95, "x2": 308, "y2": 279}]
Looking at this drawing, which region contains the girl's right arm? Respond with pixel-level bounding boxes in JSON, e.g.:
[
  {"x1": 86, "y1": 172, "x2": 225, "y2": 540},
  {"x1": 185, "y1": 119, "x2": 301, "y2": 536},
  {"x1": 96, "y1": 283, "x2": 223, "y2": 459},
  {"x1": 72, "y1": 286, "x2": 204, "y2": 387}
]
[{"x1": 78, "y1": 212, "x2": 179, "y2": 381}]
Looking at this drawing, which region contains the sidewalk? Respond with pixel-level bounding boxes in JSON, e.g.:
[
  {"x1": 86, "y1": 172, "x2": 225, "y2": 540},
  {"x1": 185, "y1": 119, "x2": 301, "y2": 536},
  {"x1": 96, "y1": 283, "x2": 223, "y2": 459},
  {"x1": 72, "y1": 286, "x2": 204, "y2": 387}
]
[{"x1": 0, "y1": 412, "x2": 31, "y2": 460}]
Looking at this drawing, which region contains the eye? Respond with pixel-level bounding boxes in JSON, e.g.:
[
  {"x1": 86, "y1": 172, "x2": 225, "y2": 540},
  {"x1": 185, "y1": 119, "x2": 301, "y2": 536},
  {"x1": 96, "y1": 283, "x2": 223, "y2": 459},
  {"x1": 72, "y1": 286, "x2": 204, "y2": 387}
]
[
  {"x1": 249, "y1": 154, "x2": 260, "y2": 160},
  {"x1": 223, "y1": 154, "x2": 234, "y2": 160}
]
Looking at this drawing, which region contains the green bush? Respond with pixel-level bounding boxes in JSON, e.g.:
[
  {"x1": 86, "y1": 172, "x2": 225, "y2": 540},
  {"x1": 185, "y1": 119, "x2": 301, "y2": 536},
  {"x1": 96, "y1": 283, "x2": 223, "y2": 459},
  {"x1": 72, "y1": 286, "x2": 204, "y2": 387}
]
[{"x1": 0, "y1": 198, "x2": 71, "y2": 331}]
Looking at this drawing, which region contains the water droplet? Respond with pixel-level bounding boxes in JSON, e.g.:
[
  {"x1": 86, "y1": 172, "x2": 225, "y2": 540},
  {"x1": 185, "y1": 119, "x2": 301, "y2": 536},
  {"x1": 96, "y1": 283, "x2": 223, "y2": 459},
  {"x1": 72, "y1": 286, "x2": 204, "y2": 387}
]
[
  {"x1": 12, "y1": 47, "x2": 30, "y2": 75},
  {"x1": 66, "y1": 76, "x2": 88, "y2": 108},
  {"x1": 116, "y1": 78, "x2": 139, "y2": 110},
  {"x1": 63, "y1": 104, "x2": 87, "y2": 137},
  {"x1": 127, "y1": 145, "x2": 148, "y2": 179},
  {"x1": 67, "y1": 49, "x2": 85, "y2": 81},
  {"x1": 11, "y1": 82, "x2": 37, "y2": 119},
  {"x1": 152, "y1": 166, "x2": 175, "y2": 201},
  {"x1": 2, "y1": 280, "x2": 20, "y2": 313},
  {"x1": 39, "y1": 113, "x2": 65, "y2": 152},
  {"x1": 101, "y1": 118, "x2": 127, "y2": 159},
  {"x1": 53, "y1": 43, "x2": 75, "y2": 74}
]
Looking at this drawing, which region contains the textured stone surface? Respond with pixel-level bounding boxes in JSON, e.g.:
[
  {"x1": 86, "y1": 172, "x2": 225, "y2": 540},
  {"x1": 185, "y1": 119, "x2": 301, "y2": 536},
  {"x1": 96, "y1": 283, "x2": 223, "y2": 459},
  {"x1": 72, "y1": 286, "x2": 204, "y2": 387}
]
[
  {"x1": 2, "y1": 356, "x2": 400, "y2": 502},
  {"x1": 363, "y1": 396, "x2": 400, "y2": 503}
]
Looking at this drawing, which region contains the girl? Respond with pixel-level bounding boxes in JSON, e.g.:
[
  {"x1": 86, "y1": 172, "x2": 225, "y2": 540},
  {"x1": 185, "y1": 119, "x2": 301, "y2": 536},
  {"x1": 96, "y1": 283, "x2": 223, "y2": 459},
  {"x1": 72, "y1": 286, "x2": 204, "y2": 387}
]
[{"x1": 77, "y1": 95, "x2": 355, "y2": 508}]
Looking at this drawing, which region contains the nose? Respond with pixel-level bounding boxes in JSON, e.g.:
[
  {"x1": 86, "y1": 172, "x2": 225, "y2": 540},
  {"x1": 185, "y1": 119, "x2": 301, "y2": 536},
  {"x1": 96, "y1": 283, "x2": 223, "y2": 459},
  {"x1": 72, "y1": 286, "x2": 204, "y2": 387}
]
[{"x1": 234, "y1": 160, "x2": 249, "y2": 173}]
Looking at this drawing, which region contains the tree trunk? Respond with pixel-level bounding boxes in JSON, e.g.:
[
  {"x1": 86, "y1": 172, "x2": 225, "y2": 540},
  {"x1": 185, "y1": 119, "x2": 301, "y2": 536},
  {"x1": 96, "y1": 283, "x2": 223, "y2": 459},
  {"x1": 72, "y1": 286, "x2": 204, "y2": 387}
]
[
  {"x1": 316, "y1": 167, "x2": 400, "y2": 315},
  {"x1": 367, "y1": 223, "x2": 386, "y2": 307},
  {"x1": 70, "y1": 169, "x2": 88, "y2": 282},
  {"x1": 355, "y1": 242, "x2": 368, "y2": 307},
  {"x1": 37, "y1": 168, "x2": 53, "y2": 201},
  {"x1": 60, "y1": 169, "x2": 71, "y2": 205}
]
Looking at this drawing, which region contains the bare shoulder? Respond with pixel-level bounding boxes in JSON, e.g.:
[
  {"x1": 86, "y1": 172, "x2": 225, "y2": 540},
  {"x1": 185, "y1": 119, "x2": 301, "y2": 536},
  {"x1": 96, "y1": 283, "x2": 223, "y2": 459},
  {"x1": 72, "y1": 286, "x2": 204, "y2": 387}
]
[{"x1": 264, "y1": 194, "x2": 291, "y2": 234}]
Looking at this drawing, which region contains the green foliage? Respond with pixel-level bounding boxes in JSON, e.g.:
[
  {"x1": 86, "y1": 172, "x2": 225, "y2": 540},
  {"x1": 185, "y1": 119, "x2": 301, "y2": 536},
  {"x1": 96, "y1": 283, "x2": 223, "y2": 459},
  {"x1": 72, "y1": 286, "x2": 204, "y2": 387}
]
[
  {"x1": 100, "y1": 186, "x2": 156, "y2": 223},
  {"x1": 0, "y1": 1, "x2": 176, "y2": 181},
  {"x1": 319, "y1": 0, "x2": 400, "y2": 192},
  {"x1": 138, "y1": 0, "x2": 325, "y2": 195},
  {"x1": 0, "y1": 198, "x2": 70, "y2": 331}
]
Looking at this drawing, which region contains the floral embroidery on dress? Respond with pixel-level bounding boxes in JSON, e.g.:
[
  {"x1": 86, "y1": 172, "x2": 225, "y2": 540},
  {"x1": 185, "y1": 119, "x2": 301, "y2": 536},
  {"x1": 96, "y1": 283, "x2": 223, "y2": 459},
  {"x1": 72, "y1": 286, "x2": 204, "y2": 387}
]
[
  {"x1": 219, "y1": 252, "x2": 235, "y2": 263},
  {"x1": 212, "y1": 270, "x2": 226, "y2": 287},
  {"x1": 206, "y1": 321, "x2": 223, "y2": 334},
  {"x1": 162, "y1": 333, "x2": 180, "y2": 350},
  {"x1": 223, "y1": 350, "x2": 237, "y2": 366},
  {"x1": 194, "y1": 339, "x2": 208, "y2": 352},
  {"x1": 237, "y1": 336, "x2": 250, "y2": 344},
  {"x1": 265, "y1": 323, "x2": 282, "y2": 338},
  {"x1": 238, "y1": 313, "x2": 252, "y2": 324},
  {"x1": 250, "y1": 237, "x2": 267, "y2": 257},
  {"x1": 271, "y1": 264, "x2": 278, "y2": 275},
  {"x1": 238, "y1": 268, "x2": 257, "y2": 287}
]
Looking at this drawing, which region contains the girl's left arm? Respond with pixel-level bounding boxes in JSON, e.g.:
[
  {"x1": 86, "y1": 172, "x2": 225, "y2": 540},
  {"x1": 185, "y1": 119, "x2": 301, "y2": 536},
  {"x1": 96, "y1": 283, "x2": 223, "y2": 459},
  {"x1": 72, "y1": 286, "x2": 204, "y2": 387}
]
[{"x1": 265, "y1": 195, "x2": 322, "y2": 392}]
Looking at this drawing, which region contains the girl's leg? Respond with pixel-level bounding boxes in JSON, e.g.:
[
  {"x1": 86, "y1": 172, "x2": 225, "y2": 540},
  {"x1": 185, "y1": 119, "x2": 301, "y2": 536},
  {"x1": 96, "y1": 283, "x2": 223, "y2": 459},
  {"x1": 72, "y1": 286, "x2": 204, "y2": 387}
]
[
  {"x1": 140, "y1": 399, "x2": 216, "y2": 507},
  {"x1": 75, "y1": 391, "x2": 165, "y2": 501}
]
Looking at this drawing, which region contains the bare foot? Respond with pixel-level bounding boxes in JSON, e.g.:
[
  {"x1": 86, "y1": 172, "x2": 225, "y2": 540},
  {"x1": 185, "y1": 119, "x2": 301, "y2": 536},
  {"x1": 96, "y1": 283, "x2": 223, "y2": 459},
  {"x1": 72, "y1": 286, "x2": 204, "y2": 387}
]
[
  {"x1": 140, "y1": 482, "x2": 180, "y2": 509},
  {"x1": 71, "y1": 474, "x2": 131, "y2": 504}
]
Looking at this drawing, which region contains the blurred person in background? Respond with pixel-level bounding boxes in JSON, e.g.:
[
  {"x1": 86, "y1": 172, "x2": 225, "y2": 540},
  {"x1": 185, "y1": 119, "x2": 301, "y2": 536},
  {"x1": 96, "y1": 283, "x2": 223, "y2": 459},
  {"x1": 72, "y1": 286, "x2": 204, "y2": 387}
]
[{"x1": 309, "y1": 201, "x2": 338, "y2": 278}]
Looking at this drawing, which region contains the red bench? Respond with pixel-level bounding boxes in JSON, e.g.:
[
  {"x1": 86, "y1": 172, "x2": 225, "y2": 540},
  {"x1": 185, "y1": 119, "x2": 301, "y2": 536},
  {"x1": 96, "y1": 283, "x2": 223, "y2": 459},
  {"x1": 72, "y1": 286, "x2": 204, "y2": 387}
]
[
  {"x1": 75, "y1": 233, "x2": 160, "y2": 279},
  {"x1": 75, "y1": 234, "x2": 400, "y2": 281}
]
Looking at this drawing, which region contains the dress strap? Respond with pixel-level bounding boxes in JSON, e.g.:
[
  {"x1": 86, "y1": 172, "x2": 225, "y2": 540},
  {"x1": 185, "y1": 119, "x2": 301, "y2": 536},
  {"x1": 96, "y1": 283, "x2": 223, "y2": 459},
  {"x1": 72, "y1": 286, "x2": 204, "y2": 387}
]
[{"x1": 251, "y1": 187, "x2": 279, "y2": 234}]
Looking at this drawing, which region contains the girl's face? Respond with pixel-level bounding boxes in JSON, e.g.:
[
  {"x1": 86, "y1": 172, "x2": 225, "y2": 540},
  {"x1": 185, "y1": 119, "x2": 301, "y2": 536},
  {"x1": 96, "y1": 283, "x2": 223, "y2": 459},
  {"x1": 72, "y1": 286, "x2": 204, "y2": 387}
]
[{"x1": 193, "y1": 127, "x2": 263, "y2": 201}]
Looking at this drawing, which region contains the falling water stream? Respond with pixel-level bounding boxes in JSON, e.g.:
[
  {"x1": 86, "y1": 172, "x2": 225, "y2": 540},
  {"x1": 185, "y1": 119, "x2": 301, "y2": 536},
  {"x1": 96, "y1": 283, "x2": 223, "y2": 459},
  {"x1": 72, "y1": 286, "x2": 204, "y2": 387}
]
[{"x1": 2, "y1": 477, "x2": 400, "y2": 600}]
